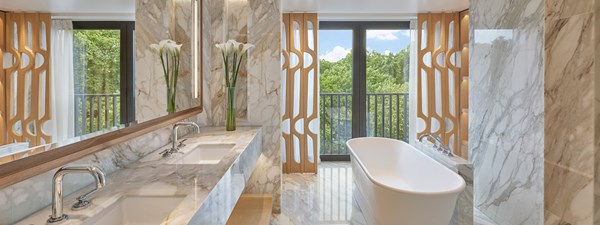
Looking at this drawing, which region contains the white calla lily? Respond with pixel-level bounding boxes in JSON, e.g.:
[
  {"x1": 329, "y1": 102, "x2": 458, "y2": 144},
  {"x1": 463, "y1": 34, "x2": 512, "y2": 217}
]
[
  {"x1": 149, "y1": 43, "x2": 161, "y2": 53},
  {"x1": 240, "y1": 43, "x2": 254, "y2": 54},
  {"x1": 150, "y1": 39, "x2": 183, "y2": 114}
]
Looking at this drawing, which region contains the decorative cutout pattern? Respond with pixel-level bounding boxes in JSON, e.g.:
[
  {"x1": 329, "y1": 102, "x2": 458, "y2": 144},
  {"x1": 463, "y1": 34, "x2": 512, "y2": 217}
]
[
  {"x1": 0, "y1": 13, "x2": 52, "y2": 146},
  {"x1": 282, "y1": 13, "x2": 318, "y2": 173},
  {"x1": 417, "y1": 12, "x2": 469, "y2": 158}
]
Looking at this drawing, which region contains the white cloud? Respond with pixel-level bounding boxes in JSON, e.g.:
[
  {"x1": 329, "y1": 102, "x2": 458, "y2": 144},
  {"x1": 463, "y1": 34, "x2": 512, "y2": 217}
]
[
  {"x1": 320, "y1": 46, "x2": 350, "y2": 62},
  {"x1": 399, "y1": 30, "x2": 410, "y2": 38},
  {"x1": 384, "y1": 50, "x2": 392, "y2": 55},
  {"x1": 366, "y1": 30, "x2": 411, "y2": 41},
  {"x1": 367, "y1": 30, "x2": 399, "y2": 40}
]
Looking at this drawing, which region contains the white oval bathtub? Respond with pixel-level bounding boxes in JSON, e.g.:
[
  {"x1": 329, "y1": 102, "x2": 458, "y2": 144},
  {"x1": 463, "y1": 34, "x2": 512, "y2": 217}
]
[{"x1": 347, "y1": 137, "x2": 465, "y2": 225}]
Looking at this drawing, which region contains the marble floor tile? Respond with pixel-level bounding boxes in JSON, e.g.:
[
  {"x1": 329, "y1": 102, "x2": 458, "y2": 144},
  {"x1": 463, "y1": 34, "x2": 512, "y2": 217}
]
[{"x1": 272, "y1": 162, "x2": 366, "y2": 225}]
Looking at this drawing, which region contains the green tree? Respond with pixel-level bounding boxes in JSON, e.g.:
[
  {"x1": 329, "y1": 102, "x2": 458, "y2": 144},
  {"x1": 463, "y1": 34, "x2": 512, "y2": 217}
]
[
  {"x1": 73, "y1": 30, "x2": 121, "y2": 134},
  {"x1": 319, "y1": 46, "x2": 410, "y2": 154}
]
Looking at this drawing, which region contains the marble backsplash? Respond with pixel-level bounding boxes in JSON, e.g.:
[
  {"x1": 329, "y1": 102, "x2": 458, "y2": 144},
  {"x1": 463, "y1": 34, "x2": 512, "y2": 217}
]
[
  {"x1": 0, "y1": 126, "x2": 173, "y2": 225},
  {"x1": 199, "y1": 0, "x2": 282, "y2": 212},
  {"x1": 470, "y1": 0, "x2": 545, "y2": 224},
  {"x1": 136, "y1": 0, "x2": 201, "y2": 123}
]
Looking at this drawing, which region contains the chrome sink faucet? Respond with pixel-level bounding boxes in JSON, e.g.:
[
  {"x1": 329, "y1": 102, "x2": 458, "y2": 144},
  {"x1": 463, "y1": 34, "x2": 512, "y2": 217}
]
[
  {"x1": 418, "y1": 133, "x2": 454, "y2": 157},
  {"x1": 161, "y1": 121, "x2": 200, "y2": 158},
  {"x1": 48, "y1": 166, "x2": 106, "y2": 224}
]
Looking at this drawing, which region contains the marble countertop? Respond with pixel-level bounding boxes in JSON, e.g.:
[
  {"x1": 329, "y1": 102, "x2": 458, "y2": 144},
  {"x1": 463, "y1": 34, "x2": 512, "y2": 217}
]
[{"x1": 16, "y1": 126, "x2": 262, "y2": 225}]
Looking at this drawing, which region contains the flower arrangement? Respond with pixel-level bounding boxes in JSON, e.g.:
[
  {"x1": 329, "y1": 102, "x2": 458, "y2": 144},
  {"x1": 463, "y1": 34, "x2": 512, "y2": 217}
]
[
  {"x1": 150, "y1": 39, "x2": 182, "y2": 114},
  {"x1": 216, "y1": 40, "x2": 254, "y2": 131}
]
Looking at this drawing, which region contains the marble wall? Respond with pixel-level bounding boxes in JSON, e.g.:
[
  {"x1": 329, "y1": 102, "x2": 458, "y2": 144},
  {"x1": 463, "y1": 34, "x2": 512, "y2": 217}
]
[
  {"x1": 544, "y1": 0, "x2": 598, "y2": 224},
  {"x1": 136, "y1": 0, "x2": 201, "y2": 123},
  {"x1": 199, "y1": 0, "x2": 282, "y2": 212},
  {"x1": 469, "y1": 0, "x2": 545, "y2": 224}
]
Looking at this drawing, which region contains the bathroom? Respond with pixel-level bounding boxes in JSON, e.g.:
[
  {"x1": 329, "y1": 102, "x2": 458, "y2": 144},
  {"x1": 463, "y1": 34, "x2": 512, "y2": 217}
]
[{"x1": 0, "y1": 0, "x2": 595, "y2": 224}]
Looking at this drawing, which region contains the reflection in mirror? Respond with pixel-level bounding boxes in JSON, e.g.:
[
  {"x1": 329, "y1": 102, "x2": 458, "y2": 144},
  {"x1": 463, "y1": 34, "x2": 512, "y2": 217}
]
[
  {"x1": 0, "y1": 16, "x2": 134, "y2": 165},
  {"x1": 0, "y1": 0, "x2": 203, "y2": 165}
]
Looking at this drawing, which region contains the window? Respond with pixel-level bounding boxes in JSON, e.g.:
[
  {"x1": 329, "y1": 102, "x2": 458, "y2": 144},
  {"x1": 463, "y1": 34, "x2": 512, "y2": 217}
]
[
  {"x1": 319, "y1": 21, "x2": 411, "y2": 160},
  {"x1": 72, "y1": 21, "x2": 135, "y2": 136}
]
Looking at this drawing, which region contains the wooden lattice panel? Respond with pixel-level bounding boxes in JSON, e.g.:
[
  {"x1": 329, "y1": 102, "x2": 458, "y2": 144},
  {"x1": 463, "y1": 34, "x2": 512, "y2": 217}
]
[
  {"x1": 417, "y1": 12, "x2": 467, "y2": 156},
  {"x1": 2, "y1": 13, "x2": 52, "y2": 146},
  {"x1": 0, "y1": 12, "x2": 5, "y2": 146},
  {"x1": 282, "y1": 13, "x2": 318, "y2": 173}
]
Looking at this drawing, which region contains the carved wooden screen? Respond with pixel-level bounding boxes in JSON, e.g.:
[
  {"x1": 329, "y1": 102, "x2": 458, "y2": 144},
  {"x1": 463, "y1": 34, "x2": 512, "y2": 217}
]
[
  {"x1": 417, "y1": 12, "x2": 469, "y2": 159},
  {"x1": 0, "y1": 13, "x2": 52, "y2": 146},
  {"x1": 0, "y1": 12, "x2": 5, "y2": 145},
  {"x1": 282, "y1": 13, "x2": 319, "y2": 173}
]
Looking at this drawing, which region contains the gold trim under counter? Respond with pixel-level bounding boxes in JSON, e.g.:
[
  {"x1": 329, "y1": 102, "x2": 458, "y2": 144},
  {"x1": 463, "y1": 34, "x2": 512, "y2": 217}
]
[{"x1": 14, "y1": 126, "x2": 265, "y2": 225}]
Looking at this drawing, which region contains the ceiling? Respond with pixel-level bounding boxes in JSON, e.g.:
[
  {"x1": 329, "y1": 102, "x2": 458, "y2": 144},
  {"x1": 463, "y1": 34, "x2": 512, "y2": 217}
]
[
  {"x1": 0, "y1": 0, "x2": 135, "y2": 19},
  {"x1": 283, "y1": 0, "x2": 469, "y2": 18},
  {"x1": 0, "y1": 0, "x2": 468, "y2": 20}
]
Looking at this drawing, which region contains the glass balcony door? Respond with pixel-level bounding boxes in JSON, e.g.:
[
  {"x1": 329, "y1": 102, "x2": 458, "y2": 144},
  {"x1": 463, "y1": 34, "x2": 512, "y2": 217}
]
[{"x1": 319, "y1": 22, "x2": 410, "y2": 161}]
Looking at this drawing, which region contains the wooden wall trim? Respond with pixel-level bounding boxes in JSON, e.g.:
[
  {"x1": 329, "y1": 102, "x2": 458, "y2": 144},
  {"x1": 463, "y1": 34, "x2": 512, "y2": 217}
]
[
  {"x1": 0, "y1": 12, "x2": 5, "y2": 146},
  {"x1": 0, "y1": 106, "x2": 203, "y2": 188}
]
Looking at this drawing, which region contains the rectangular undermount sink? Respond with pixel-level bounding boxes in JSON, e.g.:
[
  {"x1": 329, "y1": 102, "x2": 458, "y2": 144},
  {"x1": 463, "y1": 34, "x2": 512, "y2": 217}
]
[
  {"x1": 169, "y1": 144, "x2": 236, "y2": 164},
  {"x1": 83, "y1": 196, "x2": 185, "y2": 225}
]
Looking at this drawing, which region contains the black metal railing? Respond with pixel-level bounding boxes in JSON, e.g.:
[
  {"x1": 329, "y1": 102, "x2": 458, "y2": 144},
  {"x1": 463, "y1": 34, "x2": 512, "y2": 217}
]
[
  {"x1": 320, "y1": 93, "x2": 409, "y2": 156},
  {"x1": 74, "y1": 93, "x2": 120, "y2": 136}
]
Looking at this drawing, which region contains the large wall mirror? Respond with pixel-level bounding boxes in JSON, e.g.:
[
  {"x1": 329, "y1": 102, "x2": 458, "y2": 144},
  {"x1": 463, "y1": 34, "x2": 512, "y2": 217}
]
[{"x1": 0, "y1": 0, "x2": 203, "y2": 166}]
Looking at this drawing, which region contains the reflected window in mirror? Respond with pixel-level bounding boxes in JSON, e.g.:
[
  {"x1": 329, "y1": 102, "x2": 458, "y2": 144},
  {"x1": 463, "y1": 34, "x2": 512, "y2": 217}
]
[
  {"x1": 72, "y1": 21, "x2": 136, "y2": 138},
  {"x1": 0, "y1": 19, "x2": 136, "y2": 165}
]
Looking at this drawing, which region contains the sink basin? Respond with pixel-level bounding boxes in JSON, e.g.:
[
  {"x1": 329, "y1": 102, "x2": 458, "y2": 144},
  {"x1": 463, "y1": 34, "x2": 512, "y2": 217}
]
[
  {"x1": 83, "y1": 196, "x2": 185, "y2": 225},
  {"x1": 169, "y1": 144, "x2": 235, "y2": 164}
]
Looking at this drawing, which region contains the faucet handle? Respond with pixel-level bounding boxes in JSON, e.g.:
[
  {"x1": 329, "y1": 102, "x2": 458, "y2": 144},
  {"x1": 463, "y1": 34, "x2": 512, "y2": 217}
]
[
  {"x1": 178, "y1": 139, "x2": 187, "y2": 148},
  {"x1": 72, "y1": 197, "x2": 91, "y2": 211},
  {"x1": 159, "y1": 149, "x2": 174, "y2": 158}
]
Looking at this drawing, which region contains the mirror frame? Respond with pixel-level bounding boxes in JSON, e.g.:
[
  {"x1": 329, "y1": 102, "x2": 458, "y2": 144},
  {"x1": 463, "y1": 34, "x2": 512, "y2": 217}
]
[{"x1": 0, "y1": 106, "x2": 202, "y2": 188}]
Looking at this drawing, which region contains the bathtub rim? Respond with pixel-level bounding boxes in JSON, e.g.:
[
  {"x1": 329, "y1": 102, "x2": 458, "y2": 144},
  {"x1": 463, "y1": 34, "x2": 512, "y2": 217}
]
[{"x1": 347, "y1": 137, "x2": 466, "y2": 195}]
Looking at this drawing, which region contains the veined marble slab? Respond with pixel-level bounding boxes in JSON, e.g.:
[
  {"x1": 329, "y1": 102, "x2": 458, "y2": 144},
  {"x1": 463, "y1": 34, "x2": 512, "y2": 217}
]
[
  {"x1": 470, "y1": 0, "x2": 544, "y2": 224},
  {"x1": 15, "y1": 127, "x2": 263, "y2": 225}
]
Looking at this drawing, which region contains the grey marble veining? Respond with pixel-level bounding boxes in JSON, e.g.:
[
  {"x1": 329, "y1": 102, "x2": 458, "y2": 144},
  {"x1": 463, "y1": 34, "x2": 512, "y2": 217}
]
[
  {"x1": 470, "y1": 0, "x2": 544, "y2": 224},
  {"x1": 272, "y1": 162, "x2": 366, "y2": 225},
  {"x1": 544, "y1": 0, "x2": 597, "y2": 224},
  {"x1": 198, "y1": 0, "x2": 282, "y2": 212},
  {"x1": 0, "y1": 125, "x2": 174, "y2": 225},
  {"x1": 242, "y1": 0, "x2": 283, "y2": 213},
  {"x1": 136, "y1": 0, "x2": 200, "y2": 123},
  {"x1": 14, "y1": 127, "x2": 262, "y2": 225},
  {"x1": 475, "y1": 208, "x2": 499, "y2": 225}
]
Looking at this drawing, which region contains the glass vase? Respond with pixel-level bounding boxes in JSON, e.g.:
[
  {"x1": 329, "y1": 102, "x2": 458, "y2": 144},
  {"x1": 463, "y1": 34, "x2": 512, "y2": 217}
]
[
  {"x1": 226, "y1": 86, "x2": 236, "y2": 131},
  {"x1": 167, "y1": 90, "x2": 176, "y2": 114}
]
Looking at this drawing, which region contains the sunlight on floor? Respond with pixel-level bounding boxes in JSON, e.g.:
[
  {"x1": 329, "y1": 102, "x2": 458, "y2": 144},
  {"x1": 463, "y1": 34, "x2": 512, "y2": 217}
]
[{"x1": 272, "y1": 162, "x2": 366, "y2": 225}]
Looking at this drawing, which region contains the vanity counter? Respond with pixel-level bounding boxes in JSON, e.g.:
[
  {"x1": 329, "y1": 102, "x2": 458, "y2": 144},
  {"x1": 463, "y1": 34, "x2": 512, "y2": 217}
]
[{"x1": 15, "y1": 126, "x2": 263, "y2": 225}]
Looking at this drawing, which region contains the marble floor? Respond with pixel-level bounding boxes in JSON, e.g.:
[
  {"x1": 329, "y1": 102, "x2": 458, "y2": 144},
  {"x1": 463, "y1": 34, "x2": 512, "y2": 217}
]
[{"x1": 272, "y1": 162, "x2": 366, "y2": 225}]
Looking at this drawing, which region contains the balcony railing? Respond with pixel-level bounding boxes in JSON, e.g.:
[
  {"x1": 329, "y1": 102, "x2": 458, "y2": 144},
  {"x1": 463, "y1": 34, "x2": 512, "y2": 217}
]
[
  {"x1": 74, "y1": 93, "x2": 120, "y2": 136},
  {"x1": 320, "y1": 93, "x2": 409, "y2": 157}
]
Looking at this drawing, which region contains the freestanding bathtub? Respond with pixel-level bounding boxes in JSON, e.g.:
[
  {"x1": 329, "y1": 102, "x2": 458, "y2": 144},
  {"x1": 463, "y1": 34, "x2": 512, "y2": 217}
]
[{"x1": 347, "y1": 137, "x2": 465, "y2": 225}]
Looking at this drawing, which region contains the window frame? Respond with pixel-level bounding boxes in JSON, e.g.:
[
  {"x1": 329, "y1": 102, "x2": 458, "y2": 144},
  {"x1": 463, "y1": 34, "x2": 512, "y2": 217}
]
[
  {"x1": 319, "y1": 21, "x2": 410, "y2": 161},
  {"x1": 72, "y1": 21, "x2": 136, "y2": 126}
]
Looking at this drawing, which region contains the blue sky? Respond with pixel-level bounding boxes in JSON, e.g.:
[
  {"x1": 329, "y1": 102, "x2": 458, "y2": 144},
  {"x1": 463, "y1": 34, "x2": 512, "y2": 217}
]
[{"x1": 319, "y1": 29, "x2": 411, "y2": 62}]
